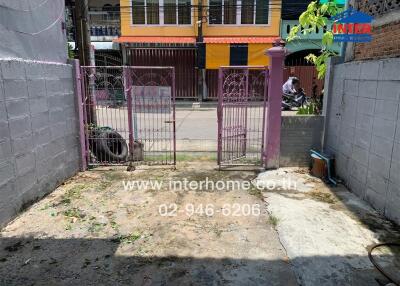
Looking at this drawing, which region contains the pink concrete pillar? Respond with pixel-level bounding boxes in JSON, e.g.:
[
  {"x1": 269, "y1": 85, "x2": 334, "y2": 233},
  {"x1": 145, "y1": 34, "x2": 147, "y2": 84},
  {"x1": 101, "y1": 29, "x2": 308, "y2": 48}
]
[
  {"x1": 264, "y1": 45, "x2": 286, "y2": 169},
  {"x1": 73, "y1": 59, "x2": 87, "y2": 171}
]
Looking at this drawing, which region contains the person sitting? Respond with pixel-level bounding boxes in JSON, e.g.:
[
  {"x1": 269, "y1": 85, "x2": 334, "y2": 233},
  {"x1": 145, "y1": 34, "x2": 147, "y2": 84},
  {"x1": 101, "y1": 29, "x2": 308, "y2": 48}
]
[
  {"x1": 282, "y1": 77, "x2": 306, "y2": 110},
  {"x1": 282, "y1": 76, "x2": 301, "y2": 95}
]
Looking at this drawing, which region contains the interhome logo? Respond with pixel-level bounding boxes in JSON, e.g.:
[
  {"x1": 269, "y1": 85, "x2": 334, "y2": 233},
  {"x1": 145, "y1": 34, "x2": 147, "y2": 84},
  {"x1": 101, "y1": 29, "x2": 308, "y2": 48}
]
[{"x1": 332, "y1": 8, "x2": 373, "y2": 43}]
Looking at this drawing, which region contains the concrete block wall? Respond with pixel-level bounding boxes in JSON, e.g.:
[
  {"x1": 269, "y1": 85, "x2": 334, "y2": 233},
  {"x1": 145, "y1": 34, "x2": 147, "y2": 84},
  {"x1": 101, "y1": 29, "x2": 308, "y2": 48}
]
[
  {"x1": 280, "y1": 116, "x2": 324, "y2": 167},
  {"x1": 0, "y1": 59, "x2": 80, "y2": 228},
  {"x1": 324, "y1": 58, "x2": 400, "y2": 224}
]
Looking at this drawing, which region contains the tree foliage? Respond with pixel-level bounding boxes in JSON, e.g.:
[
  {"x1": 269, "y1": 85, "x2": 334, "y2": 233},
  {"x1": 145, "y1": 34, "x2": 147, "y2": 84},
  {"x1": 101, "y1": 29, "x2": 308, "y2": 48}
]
[{"x1": 286, "y1": 1, "x2": 342, "y2": 79}]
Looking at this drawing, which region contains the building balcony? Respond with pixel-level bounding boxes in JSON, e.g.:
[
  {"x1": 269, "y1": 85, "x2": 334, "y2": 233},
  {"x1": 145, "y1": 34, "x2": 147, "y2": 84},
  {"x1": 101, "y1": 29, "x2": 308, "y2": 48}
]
[
  {"x1": 281, "y1": 19, "x2": 334, "y2": 41},
  {"x1": 281, "y1": 19, "x2": 341, "y2": 54},
  {"x1": 88, "y1": 9, "x2": 120, "y2": 41}
]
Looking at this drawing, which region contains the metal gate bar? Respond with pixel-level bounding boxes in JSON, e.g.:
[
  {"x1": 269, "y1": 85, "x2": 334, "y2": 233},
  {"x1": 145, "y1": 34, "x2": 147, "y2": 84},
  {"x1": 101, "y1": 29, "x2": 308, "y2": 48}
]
[
  {"x1": 217, "y1": 66, "x2": 269, "y2": 167},
  {"x1": 128, "y1": 48, "x2": 197, "y2": 99},
  {"x1": 80, "y1": 65, "x2": 176, "y2": 167}
]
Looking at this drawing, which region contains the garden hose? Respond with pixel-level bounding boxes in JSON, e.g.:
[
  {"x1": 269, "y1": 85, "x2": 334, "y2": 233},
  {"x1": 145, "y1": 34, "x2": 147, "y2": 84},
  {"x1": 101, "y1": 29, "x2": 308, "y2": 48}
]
[{"x1": 368, "y1": 242, "x2": 400, "y2": 285}]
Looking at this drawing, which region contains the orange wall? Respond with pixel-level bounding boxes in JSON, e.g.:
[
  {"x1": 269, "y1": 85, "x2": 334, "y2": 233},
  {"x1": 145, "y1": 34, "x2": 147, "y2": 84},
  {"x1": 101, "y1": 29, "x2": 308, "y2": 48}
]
[
  {"x1": 120, "y1": 0, "x2": 197, "y2": 37},
  {"x1": 120, "y1": 0, "x2": 281, "y2": 37}
]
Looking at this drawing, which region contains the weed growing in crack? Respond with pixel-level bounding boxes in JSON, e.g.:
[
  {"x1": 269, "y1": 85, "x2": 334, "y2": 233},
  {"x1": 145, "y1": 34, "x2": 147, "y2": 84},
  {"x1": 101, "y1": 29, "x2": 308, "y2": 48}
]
[
  {"x1": 269, "y1": 215, "x2": 279, "y2": 227},
  {"x1": 88, "y1": 221, "x2": 106, "y2": 233},
  {"x1": 113, "y1": 232, "x2": 142, "y2": 244},
  {"x1": 63, "y1": 208, "x2": 85, "y2": 219},
  {"x1": 308, "y1": 191, "x2": 336, "y2": 204},
  {"x1": 110, "y1": 220, "x2": 119, "y2": 231},
  {"x1": 58, "y1": 185, "x2": 85, "y2": 205},
  {"x1": 248, "y1": 186, "x2": 264, "y2": 200}
]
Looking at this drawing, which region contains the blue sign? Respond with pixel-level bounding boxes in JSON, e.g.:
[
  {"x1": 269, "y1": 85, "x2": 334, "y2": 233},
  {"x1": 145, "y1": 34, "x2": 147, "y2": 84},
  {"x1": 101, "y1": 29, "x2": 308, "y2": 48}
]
[{"x1": 332, "y1": 8, "x2": 373, "y2": 43}]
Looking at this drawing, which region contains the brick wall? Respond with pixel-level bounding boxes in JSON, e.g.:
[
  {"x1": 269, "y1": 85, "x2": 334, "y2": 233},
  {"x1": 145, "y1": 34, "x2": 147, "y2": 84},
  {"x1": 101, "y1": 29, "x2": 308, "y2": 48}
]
[
  {"x1": 324, "y1": 58, "x2": 400, "y2": 225},
  {"x1": 0, "y1": 59, "x2": 81, "y2": 228},
  {"x1": 354, "y1": 20, "x2": 400, "y2": 60}
]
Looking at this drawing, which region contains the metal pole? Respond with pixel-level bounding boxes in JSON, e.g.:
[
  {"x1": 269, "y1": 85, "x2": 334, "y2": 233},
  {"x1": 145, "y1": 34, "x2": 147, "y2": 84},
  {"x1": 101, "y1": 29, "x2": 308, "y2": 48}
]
[
  {"x1": 74, "y1": 0, "x2": 91, "y2": 67},
  {"x1": 124, "y1": 68, "x2": 134, "y2": 163},
  {"x1": 217, "y1": 68, "x2": 223, "y2": 166},
  {"x1": 75, "y1": 0, "x2": 96, "y2": 124},
  {"x1": 172, "y1": 68, "x2": 177, "y2": 167},
  {"x1": 197, "y1": 0, "x2": 204, "y2": 101}
]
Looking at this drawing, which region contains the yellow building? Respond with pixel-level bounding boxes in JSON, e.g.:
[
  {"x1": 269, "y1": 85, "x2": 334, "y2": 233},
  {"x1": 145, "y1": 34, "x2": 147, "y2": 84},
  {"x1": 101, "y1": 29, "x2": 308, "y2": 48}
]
[{"x1": 116, "y1": 0, "x2": 281, "y2": 99}]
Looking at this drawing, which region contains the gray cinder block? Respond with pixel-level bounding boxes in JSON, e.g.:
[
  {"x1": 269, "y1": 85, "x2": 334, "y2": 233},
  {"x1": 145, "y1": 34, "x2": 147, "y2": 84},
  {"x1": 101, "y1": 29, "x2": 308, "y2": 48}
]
[
  {"x1": 368, "y1": 153, "x2": 391, "y2": 179},
  {"x1": 29, "y1": 97, "x2": 49, "y2": 115},
  {"x1": 0, "y1": 61, "x2": 26, "y2": 80},
  {"x1": 374, "y1": 99, "x2": 399, "y2": 121},
  {"x1": 365, "y1": 188, "x2": 386, "y2": 214},
  {"x1": 0, "y1": 60, "x2": 79, "y2": 228},
  {"x1": 377, "y1": 81, "x2": 400, "y2": 101},
  {"x1": 360, "y1": 61, "x2": 381, "y2": 80},
  {"x1": 15, "y1": 152, "x2": 36, "y2": 176},
  {"x1": 358, "y1": 80, "x2": 378, "y2": 99},
  {"x1": 372, "y1": 117, "x2": 396, "y2": 140},
  {"x1": 6, "y1": 99, "x2": 29, "y2": 119},
  {"x1": 27, "y1": 79, "x2": 46, "y2": 98},
  {"x1": 4, "y1": 80, "x2": 28, "y2": 100},
  {"x1": 9, "y1": 116, "x2": 31, "y2": 139},
  {"x1": 379, "y1": 59, "x2": 400, "y2": 81},
  {"x1": 357, "y1": 97, "x2": 375, "y2": 116}
]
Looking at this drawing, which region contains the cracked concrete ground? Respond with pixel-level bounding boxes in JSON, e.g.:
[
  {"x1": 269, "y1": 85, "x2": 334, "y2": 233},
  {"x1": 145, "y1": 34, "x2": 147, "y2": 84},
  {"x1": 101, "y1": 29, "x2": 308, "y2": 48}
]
[
  {"x1": 257, "y1": 168, "x2": 400, "y2": 286},
  {"x1": 1, "y1": 163, "x2": 399, "y2": 286},
  {"x1": 0, "y1": 162, "x2": 297, "y2": 286}
]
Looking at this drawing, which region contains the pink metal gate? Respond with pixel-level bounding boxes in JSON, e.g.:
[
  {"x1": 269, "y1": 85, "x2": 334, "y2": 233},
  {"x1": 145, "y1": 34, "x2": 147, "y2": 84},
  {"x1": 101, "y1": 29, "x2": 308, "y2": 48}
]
[
  {"x1": 79, "y1": 66, "x2": 176, "y2": 167},
  {"x1": 217, "y1": 66, "x2": 269, "y2": 167}
]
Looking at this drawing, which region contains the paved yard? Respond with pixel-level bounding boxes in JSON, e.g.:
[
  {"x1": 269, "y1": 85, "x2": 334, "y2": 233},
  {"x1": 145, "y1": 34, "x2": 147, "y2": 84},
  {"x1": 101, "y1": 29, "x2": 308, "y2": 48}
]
[
  {"x1": 1, "y1": 163, "x2": 399, "y2": 286},
  {"x1": 257, "y1": 168, "x2": 400, "y2": 286},
  {"x1": 0, "y1": 162, "x2": 297, "y2": 286}
]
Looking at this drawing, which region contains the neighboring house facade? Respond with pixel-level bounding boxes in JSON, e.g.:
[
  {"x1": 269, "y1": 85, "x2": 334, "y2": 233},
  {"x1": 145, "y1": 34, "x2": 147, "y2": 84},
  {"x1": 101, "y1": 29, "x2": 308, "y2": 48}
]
[
  {"x1": 116, "y1": 0, "x2": 281, "y2": 100},
  {"x1": 324, "y1": 0, "x2": 400, "y2": 224},
  {"x1": 66, "y1": 0, "x2": 122, "y2": 65},
  {"x1": 280, "y1": 0, "x2": 342, "y2": 63},
  {"x1": 279, "y1": 0, "x2": 342, "y2": 98}
]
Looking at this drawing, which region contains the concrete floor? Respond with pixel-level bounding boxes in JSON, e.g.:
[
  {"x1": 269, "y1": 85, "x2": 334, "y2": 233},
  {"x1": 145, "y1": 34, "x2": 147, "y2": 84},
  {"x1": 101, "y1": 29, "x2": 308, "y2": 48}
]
[
  {"x1": 257, "y1": 168, "x2": 400, "y2": 286},
  {"x1": 2, "y1": 164, "x2": 398, "y2": 285},
  {"x1": 0, "y1": 163, "x2": 298, "y2": 286}
]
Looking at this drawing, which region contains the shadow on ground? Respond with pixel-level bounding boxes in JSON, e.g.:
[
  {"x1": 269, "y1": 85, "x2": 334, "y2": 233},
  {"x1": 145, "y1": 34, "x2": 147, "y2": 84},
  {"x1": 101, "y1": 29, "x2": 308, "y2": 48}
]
[
  {"x1": 0, "y1": 236, "x2": 395, "y2": 286},
  {"x1": 0, "y1": 236, "x2": 300, "y2": 286}
]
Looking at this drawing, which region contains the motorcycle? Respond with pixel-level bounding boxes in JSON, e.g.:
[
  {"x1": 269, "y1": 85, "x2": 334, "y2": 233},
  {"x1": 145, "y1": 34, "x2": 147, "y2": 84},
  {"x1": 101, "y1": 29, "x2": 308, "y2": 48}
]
[{"x1": 281, "y1": 88, "x2": 310, "y2": 111}]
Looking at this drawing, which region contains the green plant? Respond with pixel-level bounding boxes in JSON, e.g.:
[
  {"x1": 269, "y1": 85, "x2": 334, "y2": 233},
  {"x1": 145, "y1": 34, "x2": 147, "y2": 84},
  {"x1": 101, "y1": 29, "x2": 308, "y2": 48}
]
[
  {"x1": 59, "y1": 184, "x2": 85, "y2": 205},
  {"x1": 297, "y1": 102, "x2": 319, "y2": 115},
  {"x1": 67, "y1": 43, "x2": 75, "y2": 59},
  {"x1": 269, "y1": 215, "x2": 279, "y2": 227},
  {"x1": 287, "y1": 1, "x2": 342, "y2": 79},
  {"x1": 88, "y1": 221, "x2": 106, "y2": 233},
  {"x1": 116, "y1": 232, "x2": 142, "y2": 243},
  {"x1": 63, "y1": 208, "x2": 85, "y2": 219}
]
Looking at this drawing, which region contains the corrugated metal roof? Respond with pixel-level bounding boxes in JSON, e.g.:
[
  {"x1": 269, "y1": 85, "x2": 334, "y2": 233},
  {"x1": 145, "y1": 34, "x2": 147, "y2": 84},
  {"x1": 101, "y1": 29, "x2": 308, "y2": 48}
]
[
  {"x1": 203, "y1": 37, "x2": 279, "y2": 44},
  {"x1": 114, "y1": 36, "x2": 196, "y2": 43}
]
